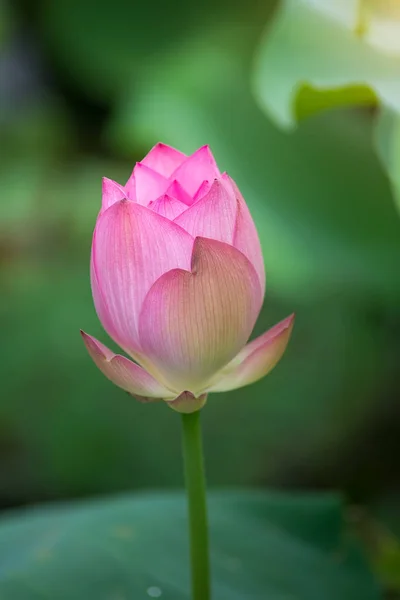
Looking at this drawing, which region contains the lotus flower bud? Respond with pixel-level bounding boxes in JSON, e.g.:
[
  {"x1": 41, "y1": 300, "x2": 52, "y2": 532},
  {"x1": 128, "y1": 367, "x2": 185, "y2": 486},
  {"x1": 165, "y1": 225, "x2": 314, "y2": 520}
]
[{"x1": 81, "y1": 144, "x2": 294, "y2": 412}]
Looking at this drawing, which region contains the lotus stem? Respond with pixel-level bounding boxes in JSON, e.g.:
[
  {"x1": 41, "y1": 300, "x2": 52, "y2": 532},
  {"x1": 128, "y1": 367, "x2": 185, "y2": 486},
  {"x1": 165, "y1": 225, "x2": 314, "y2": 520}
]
[{"x1": 181, "y1": 410, "x2": 210, "y2": 600}]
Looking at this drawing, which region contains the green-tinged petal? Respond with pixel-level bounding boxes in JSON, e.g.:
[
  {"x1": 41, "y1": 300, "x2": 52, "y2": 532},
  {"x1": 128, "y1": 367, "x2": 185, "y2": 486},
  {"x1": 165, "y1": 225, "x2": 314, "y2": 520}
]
[
  {"x1": 166, "y1": 391, "x2": 208, "y2": 414},
  {"x1": 138, "y1": 237, "x2": 262, "y2": 394},
  {"x1": 81, "y1": 331, "x2": 174, "y2": 399},
  {"x1": 207, "y1": 314, "x2": 294, "y2": 393}
]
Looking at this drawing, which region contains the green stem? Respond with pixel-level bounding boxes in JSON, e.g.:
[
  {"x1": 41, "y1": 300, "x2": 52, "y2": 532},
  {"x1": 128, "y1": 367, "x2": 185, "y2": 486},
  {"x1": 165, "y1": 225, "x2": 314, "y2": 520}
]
[{"x1": 181, "y1": 410, "x2": 210, "y2": 600}]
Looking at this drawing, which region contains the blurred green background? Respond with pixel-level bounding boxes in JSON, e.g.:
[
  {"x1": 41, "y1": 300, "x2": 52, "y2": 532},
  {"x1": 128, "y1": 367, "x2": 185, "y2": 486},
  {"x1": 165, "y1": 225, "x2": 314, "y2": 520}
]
[{"x1": 1, "y1": 0, "x2": 400, "y2": 523}]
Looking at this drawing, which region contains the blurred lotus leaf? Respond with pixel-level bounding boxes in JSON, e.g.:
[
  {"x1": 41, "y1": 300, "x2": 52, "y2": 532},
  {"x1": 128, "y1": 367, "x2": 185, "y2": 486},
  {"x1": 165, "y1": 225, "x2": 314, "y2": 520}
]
[
  {"x1": 375, "y1": 106, "x2": 400, "y2": 214},
  {"x1": 0, "y1": 490, "x2": 381, "y2": 599},
  {"x1": 252, "y1": 0, "x2": 400, "y2": 129}
]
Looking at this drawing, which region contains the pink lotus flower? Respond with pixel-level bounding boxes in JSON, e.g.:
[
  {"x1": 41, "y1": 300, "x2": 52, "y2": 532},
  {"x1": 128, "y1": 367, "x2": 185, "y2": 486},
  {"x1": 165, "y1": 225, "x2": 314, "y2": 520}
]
[{"x1": 81, "y1": 144, "x2": 294, "y2": 412}]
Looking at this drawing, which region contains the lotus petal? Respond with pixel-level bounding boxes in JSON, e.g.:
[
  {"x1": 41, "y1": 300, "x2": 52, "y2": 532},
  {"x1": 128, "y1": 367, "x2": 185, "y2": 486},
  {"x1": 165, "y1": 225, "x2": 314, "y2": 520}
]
[
  {"x1": 81, "y1": 331, "x2": 174, "y2": 398},
  {"x1": 91, "y1": 200, "x2": 193, "y2": 352},
  {"x1": 207, "y1": 314, "x2": 294, "y2": 392},
  {"x1": 141, "y1": 143, "x2": 187, "y2": 177},
  {"x1": 171, "y1": 146, "x2": 221, "y2": 196},
  {"x1": 174, "y1": 180, "x2": 237, "y2": 244},
  {"x1": 139, "y1": 237, "x2": 262, "y2": 393},
  {"x1": 149, "y1": 194, "x2": 188, "y2": 220},
  {"x1": 102, "y1": 178, "x2": 127, "y2": 213}
]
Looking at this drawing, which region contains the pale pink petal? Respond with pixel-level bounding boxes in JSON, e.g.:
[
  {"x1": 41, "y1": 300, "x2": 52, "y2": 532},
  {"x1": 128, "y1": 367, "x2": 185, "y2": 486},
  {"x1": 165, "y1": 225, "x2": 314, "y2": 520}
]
[
  {"x1": 139, "y1": 237, "x2": 262, "y2": 394},
  {"x1": 125, "y1": 163, "x2": 170, "y2": 206},
  {"x1": 231, "y1": 314, "x2": 294, "y2": 362},
  {"x1": 166, "y1": 391, "x2": 207, "y2": 414},
  {"x1": 90, "y1": 246, "x2": 125, "y2": 350},
  {"x1": 166, "y1": 180, "x2": 193, "y2": 206},
  {"x1": 224, "y1": 174, "x2": 266, "y2": 294},
  {"x1": 102, "y1": 178, "x2": 127, "y2": 213},
  {"x1": 193, "y1": 180, "x2": 212, "y2": 202},
  {"x1": 174, "y1": 180, "x2": 237, "y2": 244},
  {"x1": 148, "y1": 194, "x2": 188, "y2": 220},
  {"x1": 124, "y1": 171, "x2": 136, "y2": 200},
  {"x1": 129, "y1": 394, "x2": 163, "y2": 403},
  {"x1": 171, "y1": 146, "x2": 221, "y2": 196},
  {"x1": 141, "y1": 143, "x2": 187, "y2": 178},
  {"x1": 92, "y1": 200, "x2": 193, "y2": 352},
  {"x1": 81, "y1": 331, "x2": 174, "y2": 398},
  {"x1": 207, "y1": 314, "x2": 294, "y2": 392}
]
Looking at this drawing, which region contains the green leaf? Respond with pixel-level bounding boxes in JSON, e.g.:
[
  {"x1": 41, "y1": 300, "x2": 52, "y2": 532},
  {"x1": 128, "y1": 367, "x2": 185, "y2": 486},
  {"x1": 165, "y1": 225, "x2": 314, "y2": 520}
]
[
  {"x1": 253, "y1": 0, "x2": 400, "y2": 129},
  {"x1": 0, "y1": 491, "x2": 381, "y2": 599}
]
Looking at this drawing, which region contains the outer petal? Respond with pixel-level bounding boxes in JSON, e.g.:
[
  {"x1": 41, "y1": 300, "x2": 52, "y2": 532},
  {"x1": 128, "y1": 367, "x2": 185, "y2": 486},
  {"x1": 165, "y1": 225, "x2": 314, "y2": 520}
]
[
  {"x1": 224, "y1": 174, "x2": 266, "y2": 294},
  {"x1": 148, "y1": 194, "x2": 188, "y2": 220},
  {"x1": 141, "y1": 143, "x2": 187, "y2": 178},
  {"x1": 92, "y1": 200, "x2": 193, "y2": 352},
  {"x1": 126, "y1": 163, "x2": 170, "y2": 206},
  {"x1": 102, "y1": 178, "x2": 127, "y2": 213},
  {"x1": 171, "y1": 146, "x2": 221, "y2": 196},
  {"x1": 139, "y1": 237, "x2": 263, "y2": 393},
  {"x1": 166, "y1": 391, "x2": 207, "y2": 414},
  {"x1": 207, "y1": 314, "x2": 294, "y2": 392},
  {"x1": 90, "y1": 251, "x2": 123, "y2": 349},
  {"x1": 174, "y1": 180, "x2": 237, "y2": 244},
  {"x1": 81, "y1": 331, "x2": 174, "y2": 398}
]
